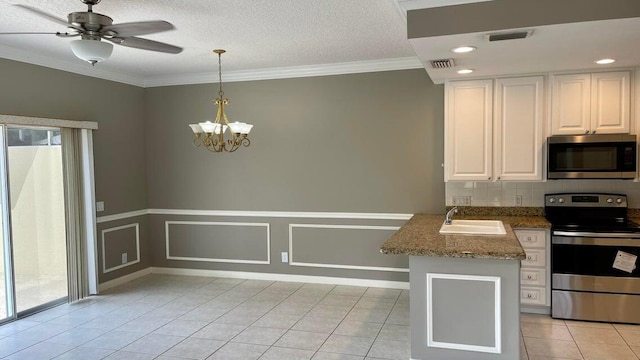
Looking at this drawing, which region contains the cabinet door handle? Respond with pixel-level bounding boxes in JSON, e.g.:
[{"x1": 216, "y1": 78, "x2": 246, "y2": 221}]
[
  {"x1": 527, "y1": 294, "x2": 532, "y2": 298},
  {"x1": 592, "y1": 130, "x2": 596, "y2": 134},
  {"x1": 527, "y1": 275, "x2": 532, "y2": 279},
  {"x1": 585, "y1": 130, "x2": 589, "y2": 134}
]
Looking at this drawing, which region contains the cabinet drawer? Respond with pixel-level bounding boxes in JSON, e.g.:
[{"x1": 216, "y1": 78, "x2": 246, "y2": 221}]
[
  {"x1": 521, "y1": 268, "x2": 546, "y2": 286},
  {"x1": 521, "y1": 287, "x2": 546, "y2": 305},
  {"x1": 521, "y1": 249, "x2": 546, "y2": 267},
  {"x1": 515, "y1": 230, "x2": 545, "y2": 249}
]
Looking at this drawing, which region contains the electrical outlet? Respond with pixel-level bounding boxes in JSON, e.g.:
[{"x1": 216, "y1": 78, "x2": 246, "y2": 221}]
[
  {"x1": 452, "y1": 196, "x2": 471, "y2": 206},
  {"x1": 281, "y1": 252, "x2": 288, "y2": 263},
  {"x1": 96, "y1": 201, "x2": 105, "y2": 212},
  {"x1": 121, "y1": 253, "x2": 127, "y2": 264},
  {"x1": 515, "y1": 195, "x2": 523, "y2": 206}
]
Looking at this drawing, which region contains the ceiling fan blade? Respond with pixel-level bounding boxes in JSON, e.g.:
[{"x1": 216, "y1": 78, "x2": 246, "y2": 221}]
[
  {"x1": 102, "y1": 21, "x2": 174, "y2": 37},
  {"x1": 0, "y1": 31, "x2": 79, "y2": 37},
  {"x1": 107, "y1": 36, "x2": 182, "y2": 54},
  {"x1": 0, "y1": 32, "x2": 58, "y2": 35},
  {"x1": 12, "y1": 4, "x2": 78, "y2": 30}
]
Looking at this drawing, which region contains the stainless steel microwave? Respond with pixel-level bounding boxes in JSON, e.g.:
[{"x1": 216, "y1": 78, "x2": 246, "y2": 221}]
[{"x1": 547, "y1": 134, "x2": 637, "y2": 179}]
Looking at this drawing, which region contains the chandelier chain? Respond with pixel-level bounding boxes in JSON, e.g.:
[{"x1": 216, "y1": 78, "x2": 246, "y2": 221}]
[{"x1": 218, "y1": 51, "x2": 224, "y2": 98}]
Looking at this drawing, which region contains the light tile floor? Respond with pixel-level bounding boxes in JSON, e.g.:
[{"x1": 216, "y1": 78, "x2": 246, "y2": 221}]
[
  {"x1": 0, "y1": 274, "x2": 637, "y2": 359},
  {"x1": 520, "y1": 313, "x2": 640, "y2": 360}
]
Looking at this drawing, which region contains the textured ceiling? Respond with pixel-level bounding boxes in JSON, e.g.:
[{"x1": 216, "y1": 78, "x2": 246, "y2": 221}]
[
  {"x1": 4, "y1": 0, "x2": 635, "y2": 87},
  {"x1": 0, "y1": 0, "x2": 420, "y2": 86}
]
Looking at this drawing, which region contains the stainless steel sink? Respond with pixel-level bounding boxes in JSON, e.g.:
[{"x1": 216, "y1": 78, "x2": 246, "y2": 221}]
[{"x1": 439, "y1": 219, "x2": 506, "y2": 235}]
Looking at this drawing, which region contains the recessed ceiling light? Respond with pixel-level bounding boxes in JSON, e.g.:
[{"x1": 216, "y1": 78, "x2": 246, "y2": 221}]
[
  {"x1": 452, "y1": 46, "x2": 477, "y2": 53},
  {"x1": 457, "y1": 69, "x2": 474, "y2": 74},
  {"x1": 595, "y1": 58, "x2": 616, "y2": 65}
]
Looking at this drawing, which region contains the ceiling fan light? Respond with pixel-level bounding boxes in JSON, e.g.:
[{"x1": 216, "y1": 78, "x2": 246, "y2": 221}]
[{"x1": 70, "y1": 39, "x2": 113, "y2": 65}]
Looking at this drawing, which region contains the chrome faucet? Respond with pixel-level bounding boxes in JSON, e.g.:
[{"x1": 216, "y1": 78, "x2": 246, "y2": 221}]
[{"x1": 445, "y1": 207, "x2": 458, "y2": 225}]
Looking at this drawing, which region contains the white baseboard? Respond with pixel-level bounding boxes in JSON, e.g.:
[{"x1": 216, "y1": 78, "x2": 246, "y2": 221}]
[
  {"x1": 151, "y1": 267, "x2": 410, "y2": 290},
  {"x1": 98, "y1": 267, "x2": 152, "y2": 292},
  {"x1": 521, "y1": 306, "x2": 551, "y2": 315}
]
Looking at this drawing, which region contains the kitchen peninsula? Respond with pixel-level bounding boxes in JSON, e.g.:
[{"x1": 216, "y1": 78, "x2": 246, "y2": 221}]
[{"x1": 381, "y1": 214, "x2": 527, "y2": 360}]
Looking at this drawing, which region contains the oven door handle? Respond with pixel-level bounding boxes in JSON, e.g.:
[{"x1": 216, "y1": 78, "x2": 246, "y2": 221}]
[
  {"x1": 553, "y1": 231, "x2": 640, "y2": 239},
  {"x1": 553, "y1": 235, "x2": 640, "y2": 246}
]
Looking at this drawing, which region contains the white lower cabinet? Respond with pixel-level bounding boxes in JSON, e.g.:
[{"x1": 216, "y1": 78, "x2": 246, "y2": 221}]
[
  {"x1": 520, "y1": 287, "x2": 546, "y2": 306},
  {"x1": 515, "y1": 229, "x2": 550, "y2": 311},
  {"x1": 521, "y1": 268, "x2": 546, "y2": 286}
]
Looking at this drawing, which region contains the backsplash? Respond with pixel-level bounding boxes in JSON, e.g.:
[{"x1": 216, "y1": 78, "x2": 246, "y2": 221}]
[{"x1": 446, "y1": 180, "x2": 640, "y2": 208}]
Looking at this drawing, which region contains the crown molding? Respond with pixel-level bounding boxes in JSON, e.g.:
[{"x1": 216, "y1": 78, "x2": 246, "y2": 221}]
[
  {"x1": 143, "y1": 57, "x2": 423, "y2": 87},
  {"x1": 1, "y1": 43, "x2": 423, "y2": 88}
]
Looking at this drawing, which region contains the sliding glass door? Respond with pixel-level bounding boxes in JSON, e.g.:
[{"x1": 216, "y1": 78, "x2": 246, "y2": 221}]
[
  {"x1": 6, "y1": 127, "x2": 68, "y2": 316},
  {"x1": 0, "y1": 126, "x2": 12, "y2": 322},
  {"x1": 0, "y1": 118, "x2": 98, "y2": 324}
]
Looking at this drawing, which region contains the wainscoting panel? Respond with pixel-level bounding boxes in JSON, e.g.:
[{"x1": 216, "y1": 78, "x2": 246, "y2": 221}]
[
  {"x1": 165, "y1": 221, "x2": 270, "y2": 264},
  {"x1": 101, "y1": 223, "x2": 140, "y2": 273},
  {"x1": 427, "y1": 273, "x2": 502, "y2": 354},
  {"x1": 289, "y1": 224, "x2": 408, "y2": 272}
]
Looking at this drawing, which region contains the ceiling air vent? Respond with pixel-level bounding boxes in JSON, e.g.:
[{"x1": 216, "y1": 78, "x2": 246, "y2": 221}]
[
  {"x1": 486, "y1": 30, "x2": 533, "y2": 42},
  {"x1": 430, "y1": 58, "x2": 455, "y2": 69}
]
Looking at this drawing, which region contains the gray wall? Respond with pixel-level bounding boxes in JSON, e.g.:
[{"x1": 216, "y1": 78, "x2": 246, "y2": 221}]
[
  {"x1": 0, "y1": 58, "x2": 150, "y2": 283},
  {"x1": 144, "y1": 69, "x2": 445, "y2": 281},
  {"x1": 0, "y1": 59, "x2": 445, "y2": 285},
  {"x1": 145, "y1": 70, "x2": 443, "y2": 213}
]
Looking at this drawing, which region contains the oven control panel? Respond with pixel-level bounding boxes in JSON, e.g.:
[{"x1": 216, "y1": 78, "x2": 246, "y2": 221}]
[{"x1": 545, "y1": 193, "x2": 627, "y2": 207}]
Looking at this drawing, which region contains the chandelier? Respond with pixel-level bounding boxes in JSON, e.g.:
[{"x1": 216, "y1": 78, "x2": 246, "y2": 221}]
[{"x1": 189, "y1": 49, "x2": 253, "y2": 152}]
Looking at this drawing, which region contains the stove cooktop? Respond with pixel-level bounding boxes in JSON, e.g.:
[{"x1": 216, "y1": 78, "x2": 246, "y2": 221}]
[{"x1": 551, "y1": 220, "x2": 640, "y2": 234}]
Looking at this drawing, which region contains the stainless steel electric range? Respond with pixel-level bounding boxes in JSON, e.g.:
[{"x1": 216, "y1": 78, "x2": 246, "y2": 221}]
[{"x1": 545, "y1": 193, "x2": 640, "y2": 324}]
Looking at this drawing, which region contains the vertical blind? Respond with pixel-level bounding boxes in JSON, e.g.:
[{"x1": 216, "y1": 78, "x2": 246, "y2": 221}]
[{"x1": 61, "y1": 128, "x2": 89, "y2": 302}]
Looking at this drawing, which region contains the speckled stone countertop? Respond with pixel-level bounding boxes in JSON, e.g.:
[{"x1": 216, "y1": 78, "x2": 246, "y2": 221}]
[
  {"x1": 628, "y1": 209, "x2": 640, "y2": 224},
  {"x1": 380, "y1": 209, "x2": 551, "y2": 260},
  {"x1": 446, "y1": 207, "x2": 550, "y2": 228}
]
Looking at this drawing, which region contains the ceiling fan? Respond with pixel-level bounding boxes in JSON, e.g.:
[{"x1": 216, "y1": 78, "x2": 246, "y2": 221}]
[{"x1": 1, "y1": 0, "x2": 182, "y2": 65}]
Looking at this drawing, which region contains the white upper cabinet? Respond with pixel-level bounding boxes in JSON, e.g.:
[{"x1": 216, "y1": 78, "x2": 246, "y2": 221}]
[
  {"x1": 551, "y1": 74, "x2": 591, "y2": 135},
  {"x1": 445, "y1": 79, "x2": 493, "y2": 181},
  {"x1": 551, "y1": 71, "x2": 630, "y2": 135},
  {"x1": 445, "y1": 76, "x2": 544, "y2": 182},
  {"x1": 494, "y1": 76, "x2": 545, "y2": 181},
  {"x1": 591, "y1": 71, "x2": 630, "y2": 134}
]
